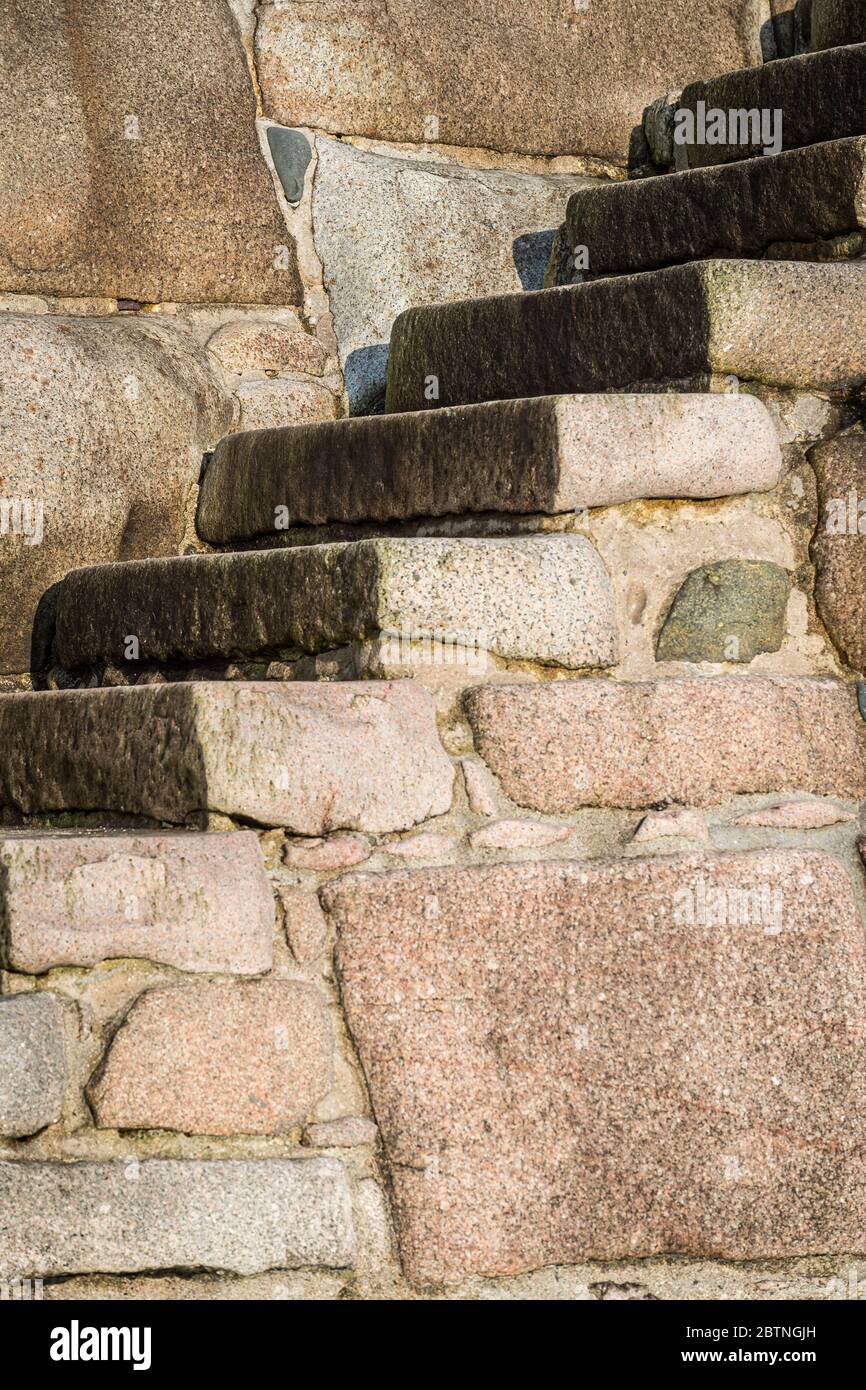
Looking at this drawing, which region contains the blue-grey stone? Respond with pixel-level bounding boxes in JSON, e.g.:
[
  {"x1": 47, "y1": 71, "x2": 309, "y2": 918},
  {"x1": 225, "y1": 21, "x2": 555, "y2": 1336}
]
[{"x1": 266, "y1": 127, "x2": 312, "y2": 205}]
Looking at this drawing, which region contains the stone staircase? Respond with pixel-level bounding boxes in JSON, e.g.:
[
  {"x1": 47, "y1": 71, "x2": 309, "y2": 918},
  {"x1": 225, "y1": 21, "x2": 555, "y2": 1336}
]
[{"x1": 4, "y1": 24, "x2": 866, "y2": 1301}]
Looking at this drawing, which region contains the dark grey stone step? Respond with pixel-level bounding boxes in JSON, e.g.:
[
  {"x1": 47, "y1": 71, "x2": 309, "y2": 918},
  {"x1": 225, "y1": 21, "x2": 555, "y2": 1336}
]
[
  {"x1": 811, "y1": 1, "x2": 866, "y2": 51},
  {"x1": 556, "y1": 136, "x2": 866, "y2": 280},
  {"x1": 672, "y1": 41, "x2": 866, "y2": 170}
]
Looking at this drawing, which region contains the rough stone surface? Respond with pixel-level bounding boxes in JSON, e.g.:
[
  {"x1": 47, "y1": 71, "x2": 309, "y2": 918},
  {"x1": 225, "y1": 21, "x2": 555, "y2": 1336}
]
[
  {"x1": 810, "y1": 425, "x2": 866, "y2": 670},
  {"x1": 236, "y1": 379, "x2": 338, "y2": 432},
  {"x1": 468, "y1": 820, "x2": 572, "y2": 850},
  {"x1": 0, "y1": 0, "x2": 300, "y2": 304},
  {"x1": 255, "y1": 1, "x2": 761, "y2": 160},
  {"x1": 0, "y1": 683, "x2": 454, "y2": 832},
  {"x1": 385, "y1": 834, "x2": 457, "y2": 861},
  {"x1": 325, "y1": 851, "x2": 866, "y2": 1283},
  {"x1": 674, "y1": 42, "x2": 866, "y2": 169},
  {"x1": 655, "y1": 561, "x2": 790, "y2": 664},
  {"x1": 0, "y1": 313, "x2": 231, "y2": 675},
  {"x1": 385, "y1": 261, "x2": 866, "y2": 412},
  {"x1": 465, "y1": 677, "x2": 866, "y2": 811},
  {"x1": 279, "y1": 889, "x2": 329, "y2": 964},
  {"x1": 632, "y1": 808, "x2": 710, "y2": 842},
  {"x1": 303, "y1": 1117, "x2": 378, "y2": 1149},
  {"x1": 197, "y1": 393, "x2": 781, "y2": 543},
  {"x1": 735, "y1": 800, "x2": 855, "y2": 828},
  {"x1": 0, "y1": 0, "x2": 301, "y2": 303},
  {"x1": 0, "y1": 1159, "x2": 355, "y2": 1275},
  {"x1": 207, "y1": 321, "x2": 327, "y2": 379},
  {"x1": 88, "y1": 980, "x2": 332, "y2": 1136},
  {"x1": 282, "y1": 835, "x2": 371, "y2": 871},
  {"x1": 461, "y1": 759, "x2": 499, "y2": 817},
  {"x1": 812, "y1": 0, "x2": 866, "y2": 51},
  {"x1": 559, "y1": 137, "x2": 866, "y2": 278},
  {"x1": 55, "y1": 536, "x2": 619, "y2": 673},
  {"x1": 0, "y1": 832, "x2": 274, "y2": 975},
  {"x1": 309, "y1": 136, "x2": 599, "y2": 410},
  {"x1": 0, "y1": 994, "x2": 66, "y2": 1138}
]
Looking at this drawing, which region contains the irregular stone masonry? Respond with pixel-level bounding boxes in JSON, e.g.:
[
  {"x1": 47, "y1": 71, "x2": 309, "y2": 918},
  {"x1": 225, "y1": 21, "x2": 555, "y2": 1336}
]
[
  {"x1": 324, "y1": 851, "x2": 866, "y2": 1284},
  {"x1": 53, "y1": 536, "x2": 619, "y2": 674},
  {"x1": 0, "y1": 1160, "x2": 355, "y2": 1276},
  {"x1": 385, "y1": 261, "x2": 866, "y2": 412},
  {"x1": 0, "y1": 682, "x2": 454, "y2": 832},
  {"x1": 558, "y1": 137, "x2": 866, "y2": 278},
  {"x1": 0, "y1": 832, "x2": 274, "y2": 975},
  {"x1": 197, "y1": 393, "x2": 781, "y2": 544},
  {"x1": 672, "y1": 41, "x2": 866, "y2": 169},
  {"x1": 465, "y1": 677, "x2": 866, "y2": 810}
]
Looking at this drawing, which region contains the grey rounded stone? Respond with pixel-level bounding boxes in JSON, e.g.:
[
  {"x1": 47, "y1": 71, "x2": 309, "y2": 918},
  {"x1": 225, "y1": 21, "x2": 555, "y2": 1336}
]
[{"x1": 656, "y1": 560, "x2": 790, "y2": 664}]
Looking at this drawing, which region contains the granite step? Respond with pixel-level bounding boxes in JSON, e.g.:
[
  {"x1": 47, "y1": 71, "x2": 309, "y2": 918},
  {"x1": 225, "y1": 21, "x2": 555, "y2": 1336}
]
[
  {"x1": 0, "y1": 682, "x2": 454, "y2": 833},
  {"x1": 52, "y1": 536, "x2": 619, "y2": 675},
  {"x1": 657, "y1": 41, "x2": 866, "y2": 171},
  {"x1": 810, "y1": 1, "x2": 866, "y2": 52},
  {"x1": 556, "y1": 135, "x2": 866, "y2": 281},
  {"x1": 385, "y1": 260, "x2": 866, "y2": 412},
  {"x1": 196, "y1": 393, "x2": 780, "y2": 546}
]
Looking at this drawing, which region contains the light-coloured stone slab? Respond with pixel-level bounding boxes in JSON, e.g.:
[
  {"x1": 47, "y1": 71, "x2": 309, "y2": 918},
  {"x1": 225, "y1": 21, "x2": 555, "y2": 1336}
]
[
  {"x1": 0, "y1": 994, "x2": 66, "y2": 1138},
  {"x1": 465, "y1": 676, "x2": 866, "y2": 810},
  {"x1": 0, "y1": 1159, "x2": 355, "y2": 1275},
  {"x1": 324, "y1": 851, "x2": 866, "y2": 1283},
  {"x1": 88, "y1": 980, "x2": 332, "y2": 1136},
  {"x1": 254, "y1": 0, "x2": 760, "y2": 160},
  {"x1": 308, "y1": 136, "x2": 599, "y2": 409},
  {"x1": 0, "y1": 0, "x2": 301, "y2": 302},
  {"x1": 196, "y1": 393, "x2": 781, "y2": 544},
  {"x1": 55, "y1": 536, "x2": 619, "y2": 673},
  {"x1": 0, "y1": 314, "x2": 231, "y2": 675},
  {"x1": 0, "y1": 683, "x2": 454, "y2": 832},
  {"x1": 386, "y1": 260, "x2": 866, "y2": 412},
  {"x1": 0, "y1": 832, "x2": 274, "y2": 975}
]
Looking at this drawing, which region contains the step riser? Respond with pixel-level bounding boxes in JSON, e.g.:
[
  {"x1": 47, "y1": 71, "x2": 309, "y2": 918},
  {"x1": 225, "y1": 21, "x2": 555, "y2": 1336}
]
[
  {"x1": 811, "y1": 1, "x2": 866, "y2": 52},
  {"x1": 0, "y1": 683, "x2": 454, "y2": 833},
  {"x1": 53, "y1": 537, "x2": 619, "y2": 676}
]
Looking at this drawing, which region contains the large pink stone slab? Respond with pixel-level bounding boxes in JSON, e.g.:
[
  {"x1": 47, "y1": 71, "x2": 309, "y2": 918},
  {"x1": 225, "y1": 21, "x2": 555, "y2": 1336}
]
[
  {"x1": 465, "y1": 676, "x2": 866, "y2": 811},
  {"x1": 88, "y1": 980, "x2": 333, "y2": 1136},
  {"x1": 324, "y1": 851, "x2": 866, "y2": 1284}
]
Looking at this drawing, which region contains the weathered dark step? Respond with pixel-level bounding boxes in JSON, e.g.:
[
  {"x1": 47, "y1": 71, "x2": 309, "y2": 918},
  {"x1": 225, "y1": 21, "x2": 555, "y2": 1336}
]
[
  {"x1": 385, "y1": 259, "x2": 866, "y2": 413},
  {"x1": 557, "y1": 136, "x2": 866, "y2": 280},
  {"x1": 673, "y1": 41, "x2": 866, "y2": 170},
  {"x1": 196, "y1": 393, "x2": 780, "y2": 546},
  {"x1": 53, "y1": 536, "x2": 619, "y2": 674},
  {"x1": 811, "y1": 0, "x2": 866, "y2": 52}
]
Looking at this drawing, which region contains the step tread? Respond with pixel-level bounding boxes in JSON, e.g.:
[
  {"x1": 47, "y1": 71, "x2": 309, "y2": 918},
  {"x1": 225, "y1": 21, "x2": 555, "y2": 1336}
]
[
  {"x1": 55, "y1": 535, "x2": 618, "y2": 674},
  {"x1": 675, "y1": 40, "x2": 866, "y2": 169},
  {"x1": 560, "y1": 135, "x2": 866, "y2": 279},
  {"x1": 197, "y1": 392, "x2": 780, "y2": 544},
  {"x1": 0, "y1": 682, "x2": 453, "y2": 833},
  {"x1": 385, "y1": 259, "x2": 866, "y2": 411}
]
